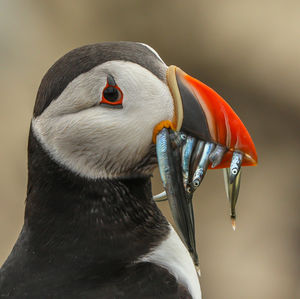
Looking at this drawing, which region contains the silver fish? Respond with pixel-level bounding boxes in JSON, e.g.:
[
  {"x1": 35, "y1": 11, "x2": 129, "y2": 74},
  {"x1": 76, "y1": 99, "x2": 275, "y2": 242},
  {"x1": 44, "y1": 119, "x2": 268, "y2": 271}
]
[
  {"x1": 153, "y1": 191, "x2": 167, "y2": 202},
  {"x1": 192, "y1": 142, "x2": 215, "y2": 190},
  {"x1": 190, "y1": 140, "x2": 205, "y2": 177},
  {"x1": 209, "y1": 144, "x2": 227, "y2": 168},
  {"x1": 223, "y1": 167, "x2": 242, "y2": 230},
  {"x1": 156, "y1": 128, "x2": 199, "y2": 266},
  {"x1": 172, "y1": 131, "x2": 185, "y2": 148},
  {"x1": 229, "y1": 151, "x2": 243, "y2": 183},
  {"x1": 181, "y1": 136, "x2": 196, "y2": 188}
]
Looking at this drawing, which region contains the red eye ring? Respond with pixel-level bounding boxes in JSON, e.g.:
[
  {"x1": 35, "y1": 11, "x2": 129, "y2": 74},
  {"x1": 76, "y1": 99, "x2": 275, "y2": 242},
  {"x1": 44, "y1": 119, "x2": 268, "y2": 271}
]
[{"x1": 100, "y1": 76, "x2": 123, "y2": 107}]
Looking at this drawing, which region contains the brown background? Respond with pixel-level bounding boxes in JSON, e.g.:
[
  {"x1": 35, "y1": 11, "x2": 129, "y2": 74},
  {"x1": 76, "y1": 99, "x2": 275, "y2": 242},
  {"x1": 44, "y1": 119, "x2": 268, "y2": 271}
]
[{"x1": 0, "y1": 1, "x2": 299, "y2": 298}]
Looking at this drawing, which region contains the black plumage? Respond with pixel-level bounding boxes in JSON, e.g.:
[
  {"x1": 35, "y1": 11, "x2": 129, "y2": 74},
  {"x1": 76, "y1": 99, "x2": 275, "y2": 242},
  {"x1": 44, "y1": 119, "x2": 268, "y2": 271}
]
[
  {"x1": 0, "y1": 131, "x2": 191, "y2": 298},
  {"x1": 0, "y1": 43, "x2": 192, "y2": 298}
]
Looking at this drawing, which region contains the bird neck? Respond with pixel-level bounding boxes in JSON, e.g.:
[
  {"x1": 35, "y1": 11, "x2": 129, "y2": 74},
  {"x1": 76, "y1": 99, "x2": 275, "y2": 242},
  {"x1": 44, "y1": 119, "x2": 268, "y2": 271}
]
[{"x1": 23, "y1": 130, "x2": 169, "y2": 269}]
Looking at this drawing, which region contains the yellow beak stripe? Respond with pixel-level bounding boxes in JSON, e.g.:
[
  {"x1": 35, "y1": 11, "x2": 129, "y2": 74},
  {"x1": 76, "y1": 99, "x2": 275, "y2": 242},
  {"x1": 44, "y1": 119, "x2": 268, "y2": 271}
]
[{"x1": 152, "y1": 120, "x2": 175, "y2": 144}]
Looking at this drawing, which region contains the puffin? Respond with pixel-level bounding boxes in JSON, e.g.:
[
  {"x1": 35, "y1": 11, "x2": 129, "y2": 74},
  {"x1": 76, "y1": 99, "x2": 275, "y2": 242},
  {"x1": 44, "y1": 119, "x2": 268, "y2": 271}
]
[{"x1": 0, "y1": 42, "x2": 257, "y2": 299}]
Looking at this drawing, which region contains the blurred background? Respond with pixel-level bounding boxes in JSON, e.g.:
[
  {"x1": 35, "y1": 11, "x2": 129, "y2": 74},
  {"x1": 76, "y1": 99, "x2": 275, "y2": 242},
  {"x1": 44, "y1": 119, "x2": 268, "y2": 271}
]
[{"x1": 0, "y1": 0, "x2": 299, "y2": 298}]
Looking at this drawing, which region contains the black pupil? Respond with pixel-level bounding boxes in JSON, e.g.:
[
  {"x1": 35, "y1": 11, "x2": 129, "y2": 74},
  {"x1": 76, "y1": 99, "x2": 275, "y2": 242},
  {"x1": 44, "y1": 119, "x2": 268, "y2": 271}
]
[{"x1": 103, "y1": 86, "x2": 119, "y2": 102}]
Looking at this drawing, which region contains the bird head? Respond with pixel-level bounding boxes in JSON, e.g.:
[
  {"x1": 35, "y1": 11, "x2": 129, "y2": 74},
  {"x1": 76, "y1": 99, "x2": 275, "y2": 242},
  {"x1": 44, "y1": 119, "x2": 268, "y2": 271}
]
[
  {"x1": 32, "y1": 42, "x2": 173, "y2": 179},
  {"x1": 31, "y1": 42, "x2": 257, "y2": 264}
]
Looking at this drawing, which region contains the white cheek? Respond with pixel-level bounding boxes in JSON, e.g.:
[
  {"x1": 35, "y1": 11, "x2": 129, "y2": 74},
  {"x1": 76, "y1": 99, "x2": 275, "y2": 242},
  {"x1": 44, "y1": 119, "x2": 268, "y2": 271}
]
[
  {"x1": 120, "y1": 63, "x2": 174, "y2": 135},
  {"x1": 33, "y1": 109, "x2": 146, "y2": 179},
  {"x1": 32, "y1": 61, "x2": 174, "y2": 179},
  {"x1": 42, "y1": 73, "x2": 106, "y2": 119}
]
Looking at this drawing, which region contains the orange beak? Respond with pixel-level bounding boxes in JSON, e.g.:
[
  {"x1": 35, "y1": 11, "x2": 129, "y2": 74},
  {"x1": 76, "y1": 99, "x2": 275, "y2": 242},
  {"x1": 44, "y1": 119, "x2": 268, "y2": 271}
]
[{"x1": 166, "y1": 65, "x2": 257, "y2": 168}]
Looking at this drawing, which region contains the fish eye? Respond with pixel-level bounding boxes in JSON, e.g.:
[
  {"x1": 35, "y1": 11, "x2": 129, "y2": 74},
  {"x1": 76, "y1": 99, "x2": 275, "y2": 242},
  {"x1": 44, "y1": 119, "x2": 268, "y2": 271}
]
[
  {"x1": 100, "y1": 75, "x2": 123, "y2": 108},
  {"x1": 181, "y1": 133, "x2": 187, "y2": 140},
  {"x1": 193, "y1": 179, "x2": 200, "y2": 187},
  {"x1": 232, "y1": 169, "x2": 238, "y2": 175}
]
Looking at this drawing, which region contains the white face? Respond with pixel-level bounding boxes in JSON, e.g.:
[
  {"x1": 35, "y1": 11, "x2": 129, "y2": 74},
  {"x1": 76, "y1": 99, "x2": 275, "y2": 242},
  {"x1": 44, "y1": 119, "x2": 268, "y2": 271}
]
[{"x1": 32, "y1": 60, "x2": 174, "y2": 179}]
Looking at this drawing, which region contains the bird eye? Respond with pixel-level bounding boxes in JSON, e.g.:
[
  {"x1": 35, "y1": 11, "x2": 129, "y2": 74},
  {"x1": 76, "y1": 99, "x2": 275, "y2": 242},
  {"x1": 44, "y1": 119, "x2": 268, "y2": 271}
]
[
  {"x1": 103, "y1": 86, "x2": 121, "y2": 102},
  {"x1": 100, "y1": 75, "x2": 123, "y2": 108}
]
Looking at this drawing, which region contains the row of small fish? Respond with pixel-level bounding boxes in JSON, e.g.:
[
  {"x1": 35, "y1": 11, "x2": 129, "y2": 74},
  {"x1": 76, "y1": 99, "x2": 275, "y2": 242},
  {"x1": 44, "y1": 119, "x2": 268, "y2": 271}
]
[{"x1": 155, "y1": 129, "x2": 243, "y2": 230}]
